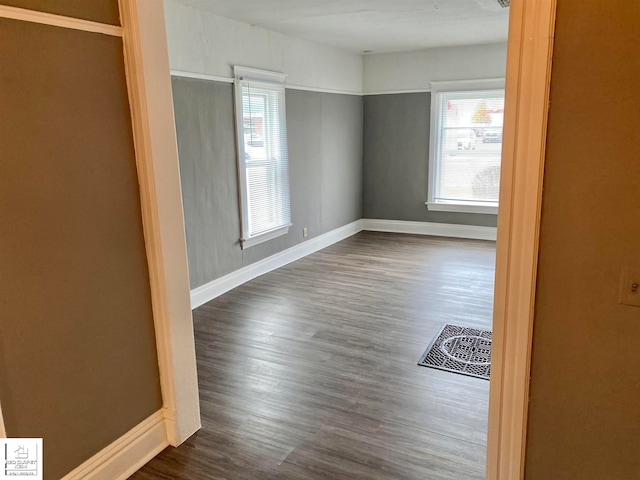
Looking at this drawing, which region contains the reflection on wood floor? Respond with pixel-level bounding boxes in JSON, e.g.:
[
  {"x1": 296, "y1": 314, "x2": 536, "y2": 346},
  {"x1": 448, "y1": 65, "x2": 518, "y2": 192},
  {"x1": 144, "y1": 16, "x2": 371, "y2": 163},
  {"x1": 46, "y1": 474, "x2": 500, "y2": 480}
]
[{"x1": 132, "y1": 231, "x2": 495, "y2": 479}]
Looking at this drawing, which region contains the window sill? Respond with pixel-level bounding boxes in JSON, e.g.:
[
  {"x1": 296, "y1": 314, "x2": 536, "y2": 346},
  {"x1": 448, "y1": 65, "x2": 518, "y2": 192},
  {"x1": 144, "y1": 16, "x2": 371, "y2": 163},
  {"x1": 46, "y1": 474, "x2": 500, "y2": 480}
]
[
  {"x1": 241, "y1": 224, "x2": 291, "y2": 249},
  {"x1": 425, "y1": 201, "x2": 498, "y2": 215}
]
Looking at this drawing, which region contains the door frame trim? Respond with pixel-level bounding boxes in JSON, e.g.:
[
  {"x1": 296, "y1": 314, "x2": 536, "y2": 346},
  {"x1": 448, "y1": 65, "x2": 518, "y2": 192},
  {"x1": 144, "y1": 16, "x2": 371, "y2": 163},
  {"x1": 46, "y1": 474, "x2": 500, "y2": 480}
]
[
  {"x1": 119, "y1": 0, "x2": 201, "y2": 445},
  {"x1": 0, "y1": 405, "x2": 5, "y2": 438},
  {"x1": 487, "y1": 0, "x2": 557, "y2": 479},
  {"x1": 0, "y1": 5, "x2": 122, "y2": 36}
]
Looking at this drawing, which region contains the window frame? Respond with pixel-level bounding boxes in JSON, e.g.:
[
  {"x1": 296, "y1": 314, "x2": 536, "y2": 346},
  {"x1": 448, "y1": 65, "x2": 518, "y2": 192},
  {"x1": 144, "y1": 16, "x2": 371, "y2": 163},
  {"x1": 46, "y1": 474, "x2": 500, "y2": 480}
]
[
  {"x1": 426, "y1": 78, "x2": 506, "y2": 215},
  {"x1": 233, "y1": 66, "x2": 291, "y2": 249}
]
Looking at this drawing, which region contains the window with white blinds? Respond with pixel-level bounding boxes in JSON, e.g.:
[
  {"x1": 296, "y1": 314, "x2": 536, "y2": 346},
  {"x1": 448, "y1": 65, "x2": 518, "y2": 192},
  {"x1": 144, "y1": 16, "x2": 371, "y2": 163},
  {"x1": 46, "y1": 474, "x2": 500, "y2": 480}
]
[
  {"x1": 427, "y1": 79, "x2": 505, "y2": 215},
  {"x1": 234, "y1": 67, "x2": 291, "y2": 248}
]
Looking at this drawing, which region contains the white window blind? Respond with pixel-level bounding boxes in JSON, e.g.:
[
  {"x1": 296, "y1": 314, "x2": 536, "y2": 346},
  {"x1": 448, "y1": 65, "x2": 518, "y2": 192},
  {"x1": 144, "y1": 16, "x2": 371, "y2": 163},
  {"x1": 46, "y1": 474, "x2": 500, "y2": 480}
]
[
  {"x1": 427, "y1": 80, "x2": 505, "y2": 215},
  {"x1": 234, "y1": 67, "x2": 291, "y2": 248}
]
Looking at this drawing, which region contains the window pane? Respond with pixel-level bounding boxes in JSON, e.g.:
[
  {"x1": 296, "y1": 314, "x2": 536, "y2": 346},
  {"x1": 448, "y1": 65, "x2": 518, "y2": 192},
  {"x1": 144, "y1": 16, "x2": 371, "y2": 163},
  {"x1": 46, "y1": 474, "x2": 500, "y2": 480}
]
[
  {"x1": 236, "y1": 79, "x2": 291, "y2": 242},
  {"x1": 435, "y1": 91, "x2": 504, "y2": 204}
]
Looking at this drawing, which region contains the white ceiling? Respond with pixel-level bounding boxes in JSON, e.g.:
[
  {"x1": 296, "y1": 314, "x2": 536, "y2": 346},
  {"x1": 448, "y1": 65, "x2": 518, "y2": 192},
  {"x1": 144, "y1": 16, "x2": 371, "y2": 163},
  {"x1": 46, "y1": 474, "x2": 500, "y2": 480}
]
[{"x1": 175, "y1": 0, "x2": 510, "y2": 54}]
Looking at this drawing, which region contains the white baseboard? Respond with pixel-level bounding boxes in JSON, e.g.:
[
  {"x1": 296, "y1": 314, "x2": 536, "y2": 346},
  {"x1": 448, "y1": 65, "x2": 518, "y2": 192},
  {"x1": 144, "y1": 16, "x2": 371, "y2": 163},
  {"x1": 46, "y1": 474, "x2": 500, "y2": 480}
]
[
  {"x1": 362, "y1": 218, "x2": 497, "y2": 241},
  {"x1": 61, "y1": 411, "x2": 168, "y2": 480},
  {"x1": 190, "y1": 218, "x2": 495, "y2": 309},
  {"x1": 190, "y1": 220, "x2": 364, "y2": 309}
]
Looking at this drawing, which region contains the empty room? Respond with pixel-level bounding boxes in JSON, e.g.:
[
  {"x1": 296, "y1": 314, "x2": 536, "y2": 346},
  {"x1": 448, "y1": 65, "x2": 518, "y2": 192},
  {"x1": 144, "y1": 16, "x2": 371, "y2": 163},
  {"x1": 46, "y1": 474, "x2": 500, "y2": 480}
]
[
  {"x1": 2, "y1": 1, "x2": 639, "y2": 480},
  {"x1": 139, "y1": 0, "x2": 508, "y2": 478}
]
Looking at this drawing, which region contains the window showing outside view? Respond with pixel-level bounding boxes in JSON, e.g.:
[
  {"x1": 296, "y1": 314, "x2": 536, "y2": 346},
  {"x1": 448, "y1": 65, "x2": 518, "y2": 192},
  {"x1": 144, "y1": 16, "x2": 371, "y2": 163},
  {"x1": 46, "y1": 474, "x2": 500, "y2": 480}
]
[
  {"x1": 434, "y1": 90, "x2": 505, "y2": 205},
  {"x1": 241, "y1": 84, "x2": 290, "y2": 237}
]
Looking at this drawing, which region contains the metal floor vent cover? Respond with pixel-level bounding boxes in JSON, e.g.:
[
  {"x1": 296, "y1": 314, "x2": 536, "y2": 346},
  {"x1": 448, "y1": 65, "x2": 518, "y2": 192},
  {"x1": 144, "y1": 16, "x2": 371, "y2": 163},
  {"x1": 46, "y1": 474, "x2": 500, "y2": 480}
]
[{"x1": 417, "y1": 324, "x2": 491, "y2": 380}]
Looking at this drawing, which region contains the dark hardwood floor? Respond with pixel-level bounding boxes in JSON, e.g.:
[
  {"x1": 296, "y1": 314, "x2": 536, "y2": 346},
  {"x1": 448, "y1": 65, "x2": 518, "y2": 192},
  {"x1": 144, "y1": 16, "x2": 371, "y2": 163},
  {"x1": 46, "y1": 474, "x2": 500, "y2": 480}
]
[{"x1": 132, "y1": 231, "x2": 495, "y2": 480}]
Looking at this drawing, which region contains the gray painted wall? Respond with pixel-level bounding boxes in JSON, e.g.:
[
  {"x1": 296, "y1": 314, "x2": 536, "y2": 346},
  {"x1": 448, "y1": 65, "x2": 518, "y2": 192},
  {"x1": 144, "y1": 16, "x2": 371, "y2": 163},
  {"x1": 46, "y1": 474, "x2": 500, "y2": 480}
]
[
  {"x1": 172, "y1": 78, "x2": 241, "y2": 287},
  {"x1": 363, "y1": 93, "x2": 498, "y2": 227},
  {"x1": 172, "y1": 77, "x2": 363, "y2": 289}
]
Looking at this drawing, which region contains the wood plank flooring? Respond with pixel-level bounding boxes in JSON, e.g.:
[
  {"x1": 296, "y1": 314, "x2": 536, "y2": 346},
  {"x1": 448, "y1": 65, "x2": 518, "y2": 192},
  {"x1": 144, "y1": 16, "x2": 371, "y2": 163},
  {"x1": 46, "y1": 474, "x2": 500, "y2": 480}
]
[{"x1": 131, "y1": 231, "x2": 495, "y2": 480}]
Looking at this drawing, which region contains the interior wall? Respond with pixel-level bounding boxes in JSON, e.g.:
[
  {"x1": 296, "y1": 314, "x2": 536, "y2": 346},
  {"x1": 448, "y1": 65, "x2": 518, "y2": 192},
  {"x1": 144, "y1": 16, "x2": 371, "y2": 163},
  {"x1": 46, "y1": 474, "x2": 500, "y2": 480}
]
[
  {"x1": 163, "y1": 0, "x2": 363, "y2": 94},
  {"x1": 361, "y1": 43, "x2": 505, "y2": 227},
  {"x1": 363, "y1": 42, "x2": 507, "y2": 94},
  {"x1": 172, "y1": 77, "x2": 363, "y2": 289},
  {"x1": 0, "y1": 11, "x2": 163, "y2": 480},
  {"x1": 525, "y1": 2, "x2": 640, "y2": 479},
  {"x1": 0, "y1": 0, "x2": 121, "y2": 25},
  {"x1": 363, "y1": 93, "x2": 497, "y2": 227}
]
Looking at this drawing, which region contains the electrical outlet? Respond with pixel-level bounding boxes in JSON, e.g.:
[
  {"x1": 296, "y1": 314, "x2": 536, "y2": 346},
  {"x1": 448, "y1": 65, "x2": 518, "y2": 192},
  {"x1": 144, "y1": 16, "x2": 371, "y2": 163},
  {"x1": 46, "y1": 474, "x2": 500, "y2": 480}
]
[
  {"x1": 619, "y1": 267, "x2": 640, "y2": 307},
  {"x1": 303, "y1": 227, "x2": 308, "y2": 238}
]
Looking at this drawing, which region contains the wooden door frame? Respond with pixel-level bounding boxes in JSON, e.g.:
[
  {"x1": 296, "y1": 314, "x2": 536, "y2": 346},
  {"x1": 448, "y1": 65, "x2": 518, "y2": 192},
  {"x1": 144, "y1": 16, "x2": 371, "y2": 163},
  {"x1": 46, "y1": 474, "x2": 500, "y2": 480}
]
[
  {"x1": 0, "y1": 405, "x2": 5, "y2": 438},
  {"x1": 118, "y1": 0, "x2": 201, "y2": 446},
  {"x1": 486, "y1": 0, "x2": 557, "y2": 479}
]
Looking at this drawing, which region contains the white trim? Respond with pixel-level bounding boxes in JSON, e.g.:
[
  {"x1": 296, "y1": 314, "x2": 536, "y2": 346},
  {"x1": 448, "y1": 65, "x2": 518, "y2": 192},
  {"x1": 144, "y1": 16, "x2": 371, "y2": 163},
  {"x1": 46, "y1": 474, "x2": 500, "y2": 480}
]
[
  {"x1": 0, "y1": 5, "x2": 122, "y2": 36},
  {"x1": 167, "y1": 70, "x2": 362, "y2": 96},
  {"x1": 285, "y1": 84, "x2": 363, "y2": 96},
  {"x1": 425, "y1": 201, "x2": 498, "y2": 215},
  {"x1": 60, "y1": 410, "x2": 167, "y2": 480},
  {"x1": 163, "y1": 73, "x2": 511, "y2": 99},
  {"x1": 242, "y1": 224, "x2": 291, "y2": 249},
  {"x1": 191, "y1": 220, "x2": 363, "y2": 309},
  {"x1": 170, "y1": 69, "x2": 234, "y2": 84},
  {"x1": 428, "y1": 91, "x2": 440, "y2": 207},
  {"x1": 119, "y1": 0, "x2": 200, "y2": 446},
  {"x1": 486, "y1": 1, "x2": 557, "y2": 480},
  {"x1": 190, "y1": 218, "x2": 500, "y2": 309},
  {"x1": 362, "y1": 219, "x2": 497, "y2": 241},
  {"x1": 363, "y1": 88, "x2": 432, "y2": 96},
  {"x1": 430, "y1": 77, "x2": 506, "y2": 93},
  {"x1": 0, "y1": 403, "x2": 6, "y2": 438}
]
